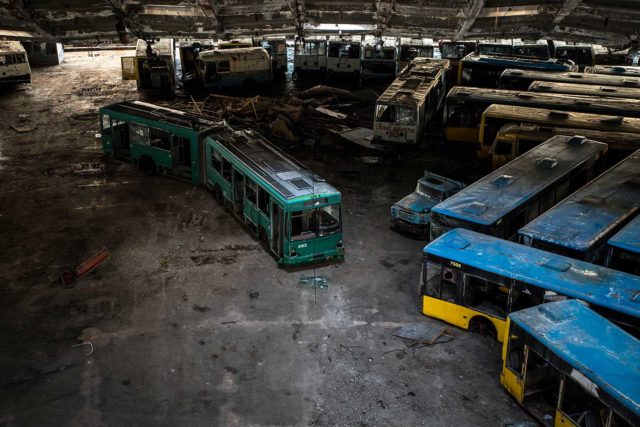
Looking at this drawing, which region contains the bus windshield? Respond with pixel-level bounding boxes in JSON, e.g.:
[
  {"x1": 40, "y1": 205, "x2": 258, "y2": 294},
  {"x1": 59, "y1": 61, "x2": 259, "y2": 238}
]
[
  {"x1": 376, "y1": 104, "x2": 417, "y2": 125},
  {"x1": 441, "y1": 44, "x2": 466, "y2": 59},
  {"x1": 291, "y1": 204, "x2": 342, "y2": 240}
]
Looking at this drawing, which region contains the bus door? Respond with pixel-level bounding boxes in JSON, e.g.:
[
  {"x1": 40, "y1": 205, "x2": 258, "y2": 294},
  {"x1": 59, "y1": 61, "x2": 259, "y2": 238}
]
[
  {"x1": 111, "y1": 119, "x2": 130, "y2": 158},
  {"x1": 170, "y1": 134, "x2": 195, "y2": 181},
  {"x1": 232, "y1": 168, "x2": 245, "y2": 216},
  {"x1": 271, "y1": 203, "x2": 283, "y2": 257}
]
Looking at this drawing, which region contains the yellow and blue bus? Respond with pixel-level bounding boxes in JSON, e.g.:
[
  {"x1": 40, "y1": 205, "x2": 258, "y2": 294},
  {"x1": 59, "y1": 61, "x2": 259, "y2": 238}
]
[
  {"x1": 477, "y1": 104, "x2": 640, "y2": 159},
  {"x1": 528, "y1": 80, "x2": 640, "y2": 100},
  {"x1": 500, "y1": 68, "x2": 640, "y2": 90},
  {"x1": 606, "y1": 215, "x2": 640, "y2": 275},
  {"x1": 100, "y1": 101, "x2": 344, "y2": 266},
  {"x1": 518, "y1": 150, "x2": 640, "y2": 265},
  {"x1": 444, "y1": 86, "x2": 640, "y2": 144},
  {"x1": 501, "y1": 300, "x2": 639, "y2": 427},
  {"x1": 429, "y1": 135, "x2": 608, "y2": 241},
  {"x1": 457, "y1": 54, "x2": 577, "y2": 88},
  {"x1": 420, "y1": 228, "x2": 640, "y2": 342}
]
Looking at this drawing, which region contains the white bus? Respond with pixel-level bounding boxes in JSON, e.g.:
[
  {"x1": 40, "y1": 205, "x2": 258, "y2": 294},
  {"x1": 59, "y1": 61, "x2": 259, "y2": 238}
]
[
  {"x1": 197, "y1": 47, "x2": 272, "y2": 90},
  {"x1": 293, "y1": 37, "x2": 327, "y2": 79},
  {"x1": 327, "y1": 38, "x2": 361, "y2": 79},
  {"x1": 0, "y1": 41, "x2": 31, "y2": 85},
  {"x1": 373, "y1": 58, "x2": 449, "y2": 145}
]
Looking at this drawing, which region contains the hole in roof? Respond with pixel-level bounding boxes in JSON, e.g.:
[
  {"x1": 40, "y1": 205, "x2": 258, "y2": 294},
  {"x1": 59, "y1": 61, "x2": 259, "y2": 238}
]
[
  {"x1": 539, "y1": 258, "x2": 571, "y2": 272},
  {"x1": 568, "y1": 73, "x2": 583, "y2": 78},
  {"x1": 536, "y1": 158, "x2": 558, "y2": 170},
  {"x1": 288, "y1": 177, "x2": 312, "y2": 190},
  {"x1": 622, "y1": 79, "x2": 637, "y2": 86},
  {"x1": 462, "y1": 202, "x2": 488, "y2": 215},
  {"x1": 601, "y1": 87, "x2": 616, "y2": 92},
  {"x1": 612, "y1": 66, "x2": 626, "y2": 72},
  {"x1": 600, "y1": 116, "x2": 624, "y2": 125},
  {"x1": 491, "y1": 174, "x2": 516, "y2": 187},
  {"x1": 548, "y1": 110, "x2": 569, "y2": 118},
  {"x1": 539, "y1": 303, "x2": 574, "y2": 322},
  {"x1": 567, "y1": 136, "x2": 586, "y2": 146}
]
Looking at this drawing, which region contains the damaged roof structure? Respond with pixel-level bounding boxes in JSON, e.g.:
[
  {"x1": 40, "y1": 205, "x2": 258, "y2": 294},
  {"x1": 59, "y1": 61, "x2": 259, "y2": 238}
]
[{"x1": 0, "y1": 0, "x2": 639, "y2": 46}]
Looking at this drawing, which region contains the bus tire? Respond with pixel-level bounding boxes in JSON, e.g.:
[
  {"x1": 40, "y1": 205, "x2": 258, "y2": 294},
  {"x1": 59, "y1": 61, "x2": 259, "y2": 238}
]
[
  {"x1": 469, "y1": 316, "x2": 497, "y2": 340},
  {"x1": 139, "y1": 156, "x2": 156, "y2": 176}
]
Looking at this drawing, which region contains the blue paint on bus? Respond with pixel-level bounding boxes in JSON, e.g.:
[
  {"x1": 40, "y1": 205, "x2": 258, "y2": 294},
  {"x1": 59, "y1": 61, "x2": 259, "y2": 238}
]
[
  {"x1": 609, "y1": 214, "x2": 640, "y2": 255},
  {"x1": 510, "y1": 299, "x2": 640, "y2": 419},
  {"x1": 424, "y1": 228, "x2": 640, "y2": 320}
]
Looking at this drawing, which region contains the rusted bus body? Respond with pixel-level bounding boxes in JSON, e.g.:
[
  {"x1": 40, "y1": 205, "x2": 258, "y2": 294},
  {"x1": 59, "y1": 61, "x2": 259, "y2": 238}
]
[
  {"x1": 259, "y1": 37, "x2": 287, "y2": 74},
  {"x1": 478, "y1": 104, "x2": 640, "y2": 160},
  {"x1": 197, "y1": 47, "x2": 272, "y2": 90},
  {"x1": 131, "y1": 38, "x2": 175, "y2": 93},
  {"x1": 398, "y1": 41, "x2": 434, "y2": 72},
  {"x1": 326, "y1": 39, "x2": 361, "y2": 78},
  {"x1": 585, "y1": 65, "x2": 640, "y2": 76},
  {"x1": 528, "y1": 81, "x2": 640, "y2": 100},
  {"x1": 178, "y1": 39, "x2": 215, "y2": 80},
  {"x1": 500, "y1": 68, "x2": 640, "y2": 90},
  {"x1": 490, "y1": 123, "x2": 640, "y2": 169},
  {"x1": 0, "y1": 41, "x2": 31, "y2": 85},
  {"x1": 373, "y1": 58, "x2": 450, "y2": 145}
]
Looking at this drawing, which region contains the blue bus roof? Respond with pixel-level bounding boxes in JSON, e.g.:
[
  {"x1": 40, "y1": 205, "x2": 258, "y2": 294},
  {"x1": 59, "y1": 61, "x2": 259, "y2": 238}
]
[
  {"x1": 609, "y1": 215, "x2": 640, "y2": 255},
  {"x1": 462, "y1": 54, "x2": 574, "y2": 71},
  {"x1": 423, "y1": 228, "x2": 640, "y2": 319},
  {"x1": 431, "y1": 135, "x2": 607, "y2": 226},
  {"x1": 210, "y1": 129, "x2": 340, "y2": 201},
  {"x1": 518, "y1": 150, "x2": 640, "y2": 252},
  {"x1": 510, "y1": 300, "x2": 640, "y2": 418}
]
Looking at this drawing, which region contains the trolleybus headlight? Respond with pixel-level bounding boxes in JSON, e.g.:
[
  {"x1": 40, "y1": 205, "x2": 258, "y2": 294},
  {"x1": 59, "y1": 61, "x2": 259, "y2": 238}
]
[
  {"x1": 336, "y1": 240, "x2": 343, "y2": 248},
  {"x1": 290, "y1": 250, "x2": 298, "y2": 257}
]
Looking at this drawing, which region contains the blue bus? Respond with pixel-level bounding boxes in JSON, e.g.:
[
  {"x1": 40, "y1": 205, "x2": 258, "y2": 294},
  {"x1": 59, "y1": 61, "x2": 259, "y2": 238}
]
[
  {"x1": 606, "y1": 215, "x2": 640, "y2": 275},
  {"x1": 458, "y1": 54, "x2": 578, "y2": 88},
  {"x1": 518, "y1": 150, "x2": 640, "y2": 265},
  {"x1": 429, "y1": 135, "x2": 608, "y2": 241},
  {"x1": 501, "y1": 300, "x2": 640, "y2": 427},
  {"x1": 420, "y1": 228, "x2": 640, "y2": 342}
]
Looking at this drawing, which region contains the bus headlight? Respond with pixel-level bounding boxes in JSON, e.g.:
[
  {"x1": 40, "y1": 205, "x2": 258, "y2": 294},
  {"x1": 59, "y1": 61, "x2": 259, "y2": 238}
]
[
  {"x1": 290, "y1": 250, "x2": 298, "y2": 257},
  {"x1": 336, "y1": 240, "x2": 343, "y2": 248}
]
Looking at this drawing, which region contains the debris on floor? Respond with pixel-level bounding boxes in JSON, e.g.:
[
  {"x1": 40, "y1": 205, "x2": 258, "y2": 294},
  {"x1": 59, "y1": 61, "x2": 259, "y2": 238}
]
[
  {"x1": 10, "y1": 124, "x2": 36, "y2": 133},
  {"x1": 393, "y1": 322, "x2": 455, "y2": 346},
  {"x1": 59, "y1": 246, "x2": 110, "y2": 288},
  {"x1": 299, "y1": 275, "x2": 329, "y2": 289}
]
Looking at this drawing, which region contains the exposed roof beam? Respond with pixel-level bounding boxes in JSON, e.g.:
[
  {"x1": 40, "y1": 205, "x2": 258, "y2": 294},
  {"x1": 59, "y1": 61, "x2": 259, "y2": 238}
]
[
  {"x1": 546, "y1": 0, "x2": 582, "y2": 34},
  {"x1": 208, "y1": 0, "x2": 223, "y2": 34},
  {"x1": 373, "y1": 0, "x2": 394, "y2": 37},
  {"x1": 456, "y1": 0, "x2": 485, "y2": 40},
  {"x1": 288, "y1": 0, "x2": 305, "y2": 40}
]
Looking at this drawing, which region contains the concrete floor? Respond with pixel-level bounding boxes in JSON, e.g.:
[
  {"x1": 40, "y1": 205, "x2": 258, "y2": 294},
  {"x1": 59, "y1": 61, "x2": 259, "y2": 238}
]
[{"x1": 0, "y1": 51, "x2": 531, "y2": 426}]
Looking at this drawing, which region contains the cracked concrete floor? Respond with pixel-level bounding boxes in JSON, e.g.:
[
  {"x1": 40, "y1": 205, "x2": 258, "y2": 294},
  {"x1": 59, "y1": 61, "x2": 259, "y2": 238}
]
[{"x1": 0, "y1": 50, "x2": 531, "y2": 426}]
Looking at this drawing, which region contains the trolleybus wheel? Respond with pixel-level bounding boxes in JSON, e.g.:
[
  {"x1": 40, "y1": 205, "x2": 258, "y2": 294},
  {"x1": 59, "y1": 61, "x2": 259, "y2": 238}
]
[{"x1": 469, "y1": 317, "x2": 497, "y2": 341}]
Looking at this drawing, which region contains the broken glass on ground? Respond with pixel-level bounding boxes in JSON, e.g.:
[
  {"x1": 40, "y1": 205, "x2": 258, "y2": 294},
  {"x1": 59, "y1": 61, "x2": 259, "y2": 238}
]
[{"x1": 299, "y1": 275, "x2": 329, "y2": 289}]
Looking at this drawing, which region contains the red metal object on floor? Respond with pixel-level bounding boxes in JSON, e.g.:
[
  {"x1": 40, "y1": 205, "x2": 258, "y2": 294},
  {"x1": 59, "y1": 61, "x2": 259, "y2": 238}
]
[{"x1": 59, "y1": 247, "x2": 110, "y2": 288}]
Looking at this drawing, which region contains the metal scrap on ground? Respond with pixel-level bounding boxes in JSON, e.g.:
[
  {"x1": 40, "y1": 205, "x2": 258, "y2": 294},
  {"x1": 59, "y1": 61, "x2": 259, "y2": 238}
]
[{"x1": 393, "y1": 322, "x2": 455, "y2": 346}]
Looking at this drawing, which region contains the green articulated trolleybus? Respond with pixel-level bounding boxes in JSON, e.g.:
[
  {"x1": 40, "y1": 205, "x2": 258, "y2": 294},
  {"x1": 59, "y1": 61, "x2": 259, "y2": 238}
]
[{"x1": 100, "y1": 100, "x2": 344, "y2": 266}]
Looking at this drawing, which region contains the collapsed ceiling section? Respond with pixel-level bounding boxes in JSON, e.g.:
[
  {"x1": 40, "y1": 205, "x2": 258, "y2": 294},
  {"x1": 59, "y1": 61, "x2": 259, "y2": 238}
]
[{"x1": 0, "y1": 0, "x2": 637, "y2": 46}]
